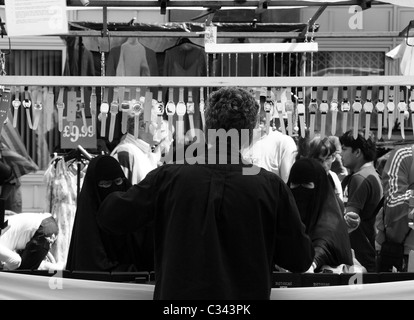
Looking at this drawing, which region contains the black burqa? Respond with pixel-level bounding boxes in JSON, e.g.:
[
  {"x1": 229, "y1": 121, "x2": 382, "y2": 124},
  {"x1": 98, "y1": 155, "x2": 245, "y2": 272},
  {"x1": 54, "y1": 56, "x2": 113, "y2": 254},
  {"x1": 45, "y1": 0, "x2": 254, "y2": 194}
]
[
  {"x1": 66, "y1": 155, "x2": 154, "y2": 272},
  {"x1": 288, "y1": 158, "x2": 353, "y2": 270}
]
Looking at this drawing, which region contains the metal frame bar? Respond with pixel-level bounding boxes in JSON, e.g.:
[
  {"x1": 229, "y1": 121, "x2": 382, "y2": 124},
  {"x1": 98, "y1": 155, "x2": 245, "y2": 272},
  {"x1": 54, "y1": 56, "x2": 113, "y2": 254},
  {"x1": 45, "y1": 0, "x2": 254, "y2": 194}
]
[
  {"x1": 204, "y1": 42, "x2": 318, "y2": 53},
  {"x1": 63, "y1": 30, "x2": 403, "y2": 39},
  {"x1": 63, "y1": 1, "x2": 377, "y2": 8},
  {"x1": 1, "y1": 75, "x2": 413, "y2": 87}
]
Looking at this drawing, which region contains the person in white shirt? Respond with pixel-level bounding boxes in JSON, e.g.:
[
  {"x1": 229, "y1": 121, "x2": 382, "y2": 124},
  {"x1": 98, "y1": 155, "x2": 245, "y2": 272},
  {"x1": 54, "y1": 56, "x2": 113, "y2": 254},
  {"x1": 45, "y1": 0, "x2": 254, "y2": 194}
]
[
  {"x1": 0, "y1": 212, "x2": 59, "y2": 271},
  {"x1": 241, "y1": 89, "x2": 297, "y2": 183},
  {"x1": 111, "y1": 101, "x2": 173, "y2": 185}
]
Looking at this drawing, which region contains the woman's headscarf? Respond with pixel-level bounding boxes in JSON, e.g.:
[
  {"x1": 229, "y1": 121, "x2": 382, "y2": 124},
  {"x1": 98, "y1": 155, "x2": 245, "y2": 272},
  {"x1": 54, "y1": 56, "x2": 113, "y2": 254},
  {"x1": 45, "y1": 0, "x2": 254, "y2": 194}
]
[
  {"x1": 94, "y1": 155, "x2": 129, "y2": 200},
  {"x1": 66, "y1": 155, "x2": 135, "y2": 272},
  {"x1": 287, "y1": 158, "x2": 353, "y2": 268}
]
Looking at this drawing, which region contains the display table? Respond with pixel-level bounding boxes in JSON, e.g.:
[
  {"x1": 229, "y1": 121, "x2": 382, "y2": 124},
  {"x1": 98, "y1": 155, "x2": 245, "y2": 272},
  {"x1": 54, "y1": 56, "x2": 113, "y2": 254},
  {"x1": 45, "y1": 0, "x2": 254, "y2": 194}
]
[{"x1": 1, "y1": 270, "x2": 414, "y2": 300}]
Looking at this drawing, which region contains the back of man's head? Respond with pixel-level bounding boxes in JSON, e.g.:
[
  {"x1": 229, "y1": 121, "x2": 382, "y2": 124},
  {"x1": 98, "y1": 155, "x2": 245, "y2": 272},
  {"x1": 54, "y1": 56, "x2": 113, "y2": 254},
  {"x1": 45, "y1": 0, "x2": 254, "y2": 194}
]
[{"x1": 205, "y1": 87, "x2": 259, "y2": 144}]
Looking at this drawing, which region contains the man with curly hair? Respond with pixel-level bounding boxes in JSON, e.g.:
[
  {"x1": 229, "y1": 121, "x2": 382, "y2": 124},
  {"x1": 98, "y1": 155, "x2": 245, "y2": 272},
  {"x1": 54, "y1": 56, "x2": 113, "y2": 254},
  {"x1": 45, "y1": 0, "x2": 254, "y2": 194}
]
[
  {"x1": 339, "y1": 130, "x2": 383, "y2": 272},
  {"x1": 97, "y1": 87, "x2": 314, "y2": 300}
]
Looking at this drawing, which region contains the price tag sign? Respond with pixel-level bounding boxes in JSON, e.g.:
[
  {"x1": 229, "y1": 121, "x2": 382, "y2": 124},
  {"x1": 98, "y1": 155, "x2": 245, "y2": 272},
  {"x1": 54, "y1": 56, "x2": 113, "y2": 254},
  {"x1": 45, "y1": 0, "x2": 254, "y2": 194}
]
[
  {"x1": 61, "y1": 118, "x2": 97, "y2": 149},
  {"x1": 204, "y1": 25, "x2": 217, "y2": 45},
  {"x1": 5, "y1": 0, "x2": 68, "y2": 37}
]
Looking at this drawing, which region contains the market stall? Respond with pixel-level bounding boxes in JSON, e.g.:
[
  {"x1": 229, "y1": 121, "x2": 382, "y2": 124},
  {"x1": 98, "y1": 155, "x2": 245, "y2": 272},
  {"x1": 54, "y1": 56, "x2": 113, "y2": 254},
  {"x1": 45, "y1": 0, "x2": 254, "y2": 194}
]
[{"x1": 1, "y1": 0, "x2": 414, "y2": 300}]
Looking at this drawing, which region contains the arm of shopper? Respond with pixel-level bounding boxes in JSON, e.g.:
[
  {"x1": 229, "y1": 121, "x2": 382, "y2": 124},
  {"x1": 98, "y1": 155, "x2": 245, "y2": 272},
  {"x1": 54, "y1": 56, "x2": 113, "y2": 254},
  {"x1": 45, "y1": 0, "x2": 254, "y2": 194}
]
[
  {"x1": 312, "y1": 246, "x2": 330, "y2": 271},
  {"x1": 345, "y1": 173, "x2": 369, "y2": 211},
  {"x1": 344, "y1": 212, "x2": 361, "y2": 233},
  {"x1": 279, "y1": 136, "x2": 298, "y2": 184},
  {"x1": 344, "y1": 174, "x2": 372, "y2": 233},
  {"x1": 0, "y1": 243, "x2": 21, "y2": 270}
]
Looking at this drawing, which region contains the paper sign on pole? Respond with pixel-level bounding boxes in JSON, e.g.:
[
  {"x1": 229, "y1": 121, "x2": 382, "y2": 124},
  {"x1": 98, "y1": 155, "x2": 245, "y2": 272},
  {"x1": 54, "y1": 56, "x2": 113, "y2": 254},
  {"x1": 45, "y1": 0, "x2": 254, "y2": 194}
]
[{"x1": 4, "y1": 0, "x2": 68, "y2": 37}]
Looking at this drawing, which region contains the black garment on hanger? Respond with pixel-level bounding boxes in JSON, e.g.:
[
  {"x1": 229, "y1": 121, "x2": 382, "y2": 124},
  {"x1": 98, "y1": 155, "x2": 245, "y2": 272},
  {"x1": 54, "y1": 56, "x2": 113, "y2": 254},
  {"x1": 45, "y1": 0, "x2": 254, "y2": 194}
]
[
  {"x1": 163, "y1": 40, "x2": 207, "y2": 135},
  {"x1": 164, "y1": 37, "x2": 204, "y2": 52}
]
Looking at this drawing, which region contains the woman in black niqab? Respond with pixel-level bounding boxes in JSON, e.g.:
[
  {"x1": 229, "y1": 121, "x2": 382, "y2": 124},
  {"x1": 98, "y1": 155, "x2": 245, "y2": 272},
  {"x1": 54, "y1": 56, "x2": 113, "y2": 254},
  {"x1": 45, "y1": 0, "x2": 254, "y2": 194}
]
[
  {"x1": 66, "y1": 155, "x2": 151, "y2": 272},
  {"x1": 287, "y1": 158, "x2": 353, "y2": 271}
]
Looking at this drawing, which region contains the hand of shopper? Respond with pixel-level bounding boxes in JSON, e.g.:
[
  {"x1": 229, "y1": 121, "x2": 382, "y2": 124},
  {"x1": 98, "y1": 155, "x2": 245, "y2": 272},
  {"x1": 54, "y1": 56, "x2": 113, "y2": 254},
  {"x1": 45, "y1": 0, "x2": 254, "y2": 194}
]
[
  {"x1": 305, "y1": 262, "x2": 317, "y2": 273},
  {"x1": 344, "y1": 212, "x2": 360, "y2": 233}
]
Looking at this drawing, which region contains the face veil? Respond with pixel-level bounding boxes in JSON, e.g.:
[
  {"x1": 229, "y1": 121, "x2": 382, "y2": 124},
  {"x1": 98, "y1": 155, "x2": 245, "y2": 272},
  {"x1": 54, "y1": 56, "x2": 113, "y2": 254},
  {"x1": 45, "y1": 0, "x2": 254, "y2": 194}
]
[{"x1": 94, "y1": 156, "x2": 129, "y2": 201}]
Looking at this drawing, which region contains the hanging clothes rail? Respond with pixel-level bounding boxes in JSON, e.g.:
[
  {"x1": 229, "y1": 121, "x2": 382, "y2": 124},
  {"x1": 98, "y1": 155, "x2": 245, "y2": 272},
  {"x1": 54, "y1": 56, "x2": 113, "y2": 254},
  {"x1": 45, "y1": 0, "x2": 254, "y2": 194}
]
[
  {"x1": 64, "y1": 21, "x2": 405, "y2": 40},
  {"x1": 65, "y1": 30, "x2": 405, "y2": 39}
]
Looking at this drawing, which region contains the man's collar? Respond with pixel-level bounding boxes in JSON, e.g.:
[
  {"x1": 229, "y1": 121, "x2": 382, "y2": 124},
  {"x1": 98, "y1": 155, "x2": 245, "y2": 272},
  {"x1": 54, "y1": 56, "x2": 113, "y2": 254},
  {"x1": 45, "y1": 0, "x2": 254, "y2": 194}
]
[{"x1": 353, "y1": 161, "x2": 374, "y2": 174}]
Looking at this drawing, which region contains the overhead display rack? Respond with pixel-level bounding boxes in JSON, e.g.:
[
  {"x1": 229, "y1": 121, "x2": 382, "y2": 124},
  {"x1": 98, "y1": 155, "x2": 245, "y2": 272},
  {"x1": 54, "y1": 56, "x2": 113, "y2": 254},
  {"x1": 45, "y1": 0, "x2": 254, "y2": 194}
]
[{"x1": 0, "y1": 0, "x2": 413, "y2": 149}]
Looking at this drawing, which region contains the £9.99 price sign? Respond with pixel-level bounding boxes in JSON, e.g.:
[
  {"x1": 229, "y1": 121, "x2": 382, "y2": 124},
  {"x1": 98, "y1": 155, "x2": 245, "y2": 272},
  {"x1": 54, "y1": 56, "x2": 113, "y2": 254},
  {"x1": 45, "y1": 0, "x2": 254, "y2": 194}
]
[{"x1": 61, "y1": 118, "x2": 97, "y2": 149}]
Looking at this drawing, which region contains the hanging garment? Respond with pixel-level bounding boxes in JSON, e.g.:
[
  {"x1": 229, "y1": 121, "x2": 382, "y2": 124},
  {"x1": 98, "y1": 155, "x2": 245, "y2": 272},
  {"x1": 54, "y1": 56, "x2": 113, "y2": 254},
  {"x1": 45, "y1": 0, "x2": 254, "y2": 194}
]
[
  {"x1": 107, "y1": 40, "x2": 159, "y2": 100},
  {"x1": 44, "y1": 156, "x2": 77, "y2": 267},
  {"x1": 116, "y1": 38, "x2": 150, "y2": 77},
  {"x1": 107, "y1": 41, "x2": 158, "y2": 77},
  {"x1": 61, "y1": 37, "x2": 96, "y2": 148},
  {"x1": 106, "y1": 45, "x2": 121, "y2": 77},
  {"x1": 145, "y1": 46, "x2": 159, "y2": 76},
  {"x1": 105, "y1": 39, "x2": 158, "y2": 145},
  {"x1": 163, "y1": 41, "x2": 207, "y2": 134},
  {"x1": 116, "y1": 38, "x2": 151, "y2": 104},
  {"x1": 63, "y1": 37, "x2": 96, "y2": 77},
  {"x1": 386, "y1": 39, "x2": 414, "y2": 76}
]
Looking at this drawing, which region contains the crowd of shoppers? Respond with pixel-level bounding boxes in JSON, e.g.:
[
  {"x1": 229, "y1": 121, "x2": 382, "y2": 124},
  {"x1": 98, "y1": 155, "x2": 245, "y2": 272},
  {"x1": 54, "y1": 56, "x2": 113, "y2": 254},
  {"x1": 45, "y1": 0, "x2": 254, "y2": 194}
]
[{"x1": 2, "y1": 85, "x2": 412, "y2": 300}]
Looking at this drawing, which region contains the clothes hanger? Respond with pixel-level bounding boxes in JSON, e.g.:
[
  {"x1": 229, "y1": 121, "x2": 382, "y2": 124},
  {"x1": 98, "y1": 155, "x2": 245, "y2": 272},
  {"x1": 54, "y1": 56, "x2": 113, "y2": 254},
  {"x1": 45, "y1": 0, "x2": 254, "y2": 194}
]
[
  {"x1": 176, "y1": 37, "x2": 192, "y2": 46},
  {"x1": 164, "y1": 37, "x2": 204, "y2": 52},
  {"x1": 50, "y1": 153, "x2": 63, "y2": 169}
]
